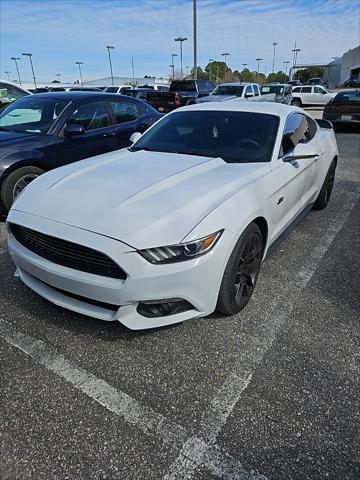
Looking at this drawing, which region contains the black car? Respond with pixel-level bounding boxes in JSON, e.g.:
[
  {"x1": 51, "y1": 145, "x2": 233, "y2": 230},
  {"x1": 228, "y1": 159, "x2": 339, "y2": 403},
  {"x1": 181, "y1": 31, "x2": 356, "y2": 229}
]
[
  {"x1": 0, "y1": 92, "x2": 161, "y2": 213},
  {"x1": 323, "y1": 90, "x2": 360, "y2": 124},
  {"x1": 344, "y1": 76, "x2": 360, "y2": 88}
]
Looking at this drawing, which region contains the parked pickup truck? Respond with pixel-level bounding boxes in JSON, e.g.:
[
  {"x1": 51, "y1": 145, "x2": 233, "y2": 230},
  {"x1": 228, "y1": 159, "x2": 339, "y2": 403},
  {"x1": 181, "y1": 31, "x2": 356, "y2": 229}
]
[
  {"x1": 194, "y1": 83, "x2": 275, "y2": 104},
  {"x1": 146, "y1": 79, "x2": 216, "y2": 113}
]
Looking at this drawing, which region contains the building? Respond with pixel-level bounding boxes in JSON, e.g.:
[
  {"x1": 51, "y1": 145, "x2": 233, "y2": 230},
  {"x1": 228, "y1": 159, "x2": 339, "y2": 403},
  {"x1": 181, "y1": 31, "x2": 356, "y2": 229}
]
[{"x1": 323, "y1": 46, "x2": 360, "y2": 88}]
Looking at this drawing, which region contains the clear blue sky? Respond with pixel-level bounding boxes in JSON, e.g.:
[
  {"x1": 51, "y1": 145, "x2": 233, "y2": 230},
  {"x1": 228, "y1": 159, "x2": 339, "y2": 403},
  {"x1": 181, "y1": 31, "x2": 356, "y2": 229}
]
[{"x1": 1, "y1": 0, "x2": 359, "y2": 83}]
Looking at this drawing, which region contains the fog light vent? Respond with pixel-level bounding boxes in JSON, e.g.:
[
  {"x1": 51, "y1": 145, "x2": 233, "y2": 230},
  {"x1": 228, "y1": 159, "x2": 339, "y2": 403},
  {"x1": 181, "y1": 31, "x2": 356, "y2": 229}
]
[{"x1": 137, "y1": 298, "x2": 194, "y2": 318}]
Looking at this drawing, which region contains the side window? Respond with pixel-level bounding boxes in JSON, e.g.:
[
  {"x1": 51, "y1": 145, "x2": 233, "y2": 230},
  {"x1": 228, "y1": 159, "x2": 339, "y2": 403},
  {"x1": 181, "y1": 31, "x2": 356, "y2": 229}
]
[
  {"x1": 206, "y1": 82, "x2": 215, "y2": 92},
  {"x1": 66, "y1": 101, "x2": 110, "y2": 131},
  {"x1": 292, "y1": 87, "x2": 301, "y2": 93},
  {"x1": 280, "y1": 113, "x2": 310, "y2": 157},
  {"x1": 254, "y1": 85, "x2": 260, "y2": 96},
  {"x1": 314, "y1": 86, "x2": 325, "y2": 94},
  {"x1": 305, "y1": 115, "x2": 317, "y2": 140},
  {"x1": 301, "y1": 87, "x2": 312, "y2": 93},
  {"x1": 110, "y1": 101, "x2": 139, "y2": 124},
  {"x1": 197, "y1": 81, "x2": 207, "y2": 94},
  {"x1": 0, "y1": 83, "x2": 27, "y2": 103},
  {"x1": 245, "y1": 85, "x2": 253, "y2": 97}
]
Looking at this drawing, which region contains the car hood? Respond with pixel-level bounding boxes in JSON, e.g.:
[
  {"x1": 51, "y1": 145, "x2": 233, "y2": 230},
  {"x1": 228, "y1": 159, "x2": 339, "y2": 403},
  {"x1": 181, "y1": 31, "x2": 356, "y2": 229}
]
[
  {"x1": 12, "y1": 149, "x2": 270, "y2": 249},
  {"x1": 196, "y1": 95, "x2": 237, "y2": 103}
]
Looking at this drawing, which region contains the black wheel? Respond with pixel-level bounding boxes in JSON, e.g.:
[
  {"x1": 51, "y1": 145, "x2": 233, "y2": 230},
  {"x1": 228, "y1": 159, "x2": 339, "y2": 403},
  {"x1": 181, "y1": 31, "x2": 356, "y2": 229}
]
[
  {"x1": 291, "y1": 98, "x2": 301, "y2": 107},
  {"x1": 0, "y1": 166, "x2": 45, "y2": 214},
  {"x1": 217, "y1": 223, "x2": 263, "y2": 316},
  {"x1": 313, "y1": 160, "x2": 336, "y2": 210}
]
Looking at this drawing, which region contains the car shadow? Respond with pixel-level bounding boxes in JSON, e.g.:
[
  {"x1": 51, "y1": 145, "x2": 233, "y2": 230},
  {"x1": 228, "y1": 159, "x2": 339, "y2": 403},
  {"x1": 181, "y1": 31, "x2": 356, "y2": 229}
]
[{"x1": 333, "y1": 122, "x2": 360, "y2": 134}]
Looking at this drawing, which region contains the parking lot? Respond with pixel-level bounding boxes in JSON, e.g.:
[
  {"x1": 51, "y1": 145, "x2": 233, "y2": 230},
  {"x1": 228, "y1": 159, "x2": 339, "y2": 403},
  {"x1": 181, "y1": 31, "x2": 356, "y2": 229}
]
[{"x1": 0, "y1": 109, "x2": 359, "y2": 480}]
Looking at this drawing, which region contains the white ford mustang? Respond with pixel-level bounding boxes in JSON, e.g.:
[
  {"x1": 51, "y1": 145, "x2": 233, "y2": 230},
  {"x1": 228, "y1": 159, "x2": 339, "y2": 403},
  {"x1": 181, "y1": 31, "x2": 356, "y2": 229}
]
[{"x1": 7, "y1": 102, "x2": 338, "y2": 330}]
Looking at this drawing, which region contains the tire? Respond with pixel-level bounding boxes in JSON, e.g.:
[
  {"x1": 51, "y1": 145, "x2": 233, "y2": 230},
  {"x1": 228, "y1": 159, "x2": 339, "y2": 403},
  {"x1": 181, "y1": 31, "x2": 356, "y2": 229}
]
[
  {"x1": 0, "y1": 166, "x2": 45, "y2": 214},
  {"x1": 217, "y1": 223, "x2": 263, "y2": 316},
  {"x1": 291, "y1": 98, "x2": 302, "y2": 107},
  {"x1": 313, "y1": 160, "x2": 336, "y2": 210}
]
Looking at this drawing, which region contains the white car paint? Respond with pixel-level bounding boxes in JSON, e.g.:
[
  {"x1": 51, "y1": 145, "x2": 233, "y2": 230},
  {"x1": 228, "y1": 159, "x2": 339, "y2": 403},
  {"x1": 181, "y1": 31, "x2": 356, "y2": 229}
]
[
  {"x1": 6, "y1": 102, "x2": 338, "y2": 330},
  {"x1": 292, "y1": 85, "x2": 336, "y2": 106}
]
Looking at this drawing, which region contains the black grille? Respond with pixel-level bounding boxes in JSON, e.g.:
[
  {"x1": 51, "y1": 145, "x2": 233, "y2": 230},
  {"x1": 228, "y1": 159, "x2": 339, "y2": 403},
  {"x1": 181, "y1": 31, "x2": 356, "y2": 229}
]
[{"x1": 10, "y1": 223, "x2": 127, "y2": 280}]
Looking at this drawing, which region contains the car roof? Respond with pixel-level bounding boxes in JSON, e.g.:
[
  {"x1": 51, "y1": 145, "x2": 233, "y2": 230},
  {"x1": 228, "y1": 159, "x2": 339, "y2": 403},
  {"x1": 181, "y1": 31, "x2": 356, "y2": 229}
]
[
  {"x1": 217, "y1": 82, "x2": 256, "y2": 87},
  {"x1": 176, "y1": 101, "x2": 299, "y2": 118},
  {"x1": 21, "y1": 91, "x2": 139, "y2": 101}
]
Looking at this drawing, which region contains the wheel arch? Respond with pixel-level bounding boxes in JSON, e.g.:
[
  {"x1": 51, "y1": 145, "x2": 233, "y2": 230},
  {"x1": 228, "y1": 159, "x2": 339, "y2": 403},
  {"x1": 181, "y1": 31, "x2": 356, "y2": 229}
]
[{"x1": 252, "y1": 216, "x2": 269, "y2": 254}]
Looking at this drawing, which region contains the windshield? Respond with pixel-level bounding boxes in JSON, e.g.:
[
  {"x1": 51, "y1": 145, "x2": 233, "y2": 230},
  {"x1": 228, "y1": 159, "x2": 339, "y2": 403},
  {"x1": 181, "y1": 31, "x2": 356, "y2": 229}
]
[
  {"x1": 104, "y1": 86, "x2": 118, "y2": 93},
  {"x1": 334, "y1": 91, "x2": 360, "y2": 102},
  {"x1": 169, "y1": 81, "x2": 196, "y2": 92},
  {"x1": 0, "y1": 96, "x2": 69, "y2": 133},
  {"x1": 211, "y1": 85, "x2": 244, "y2": 96},
  {"x1": 261, "y1": 85, "x2": 284, "y2": 94},
  {"x1": 131, "y1": 110, "x2": 279, "y2": 163}
]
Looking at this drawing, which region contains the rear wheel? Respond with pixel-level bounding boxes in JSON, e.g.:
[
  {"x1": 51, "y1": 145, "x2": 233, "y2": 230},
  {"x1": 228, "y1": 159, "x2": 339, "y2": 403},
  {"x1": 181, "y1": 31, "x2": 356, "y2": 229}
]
[
  {"x1": 0, "y1": 166, "x2": 45, "y2": 214},
  {"x1": 313, "y1": 160, "x2": 336, "y2": 210},
  {"x1": 291, "y1": 98, "x2": 302, "y2": 107},
  {"x1": 217, "y1": 223, "x2": 263, "y2": 316}
]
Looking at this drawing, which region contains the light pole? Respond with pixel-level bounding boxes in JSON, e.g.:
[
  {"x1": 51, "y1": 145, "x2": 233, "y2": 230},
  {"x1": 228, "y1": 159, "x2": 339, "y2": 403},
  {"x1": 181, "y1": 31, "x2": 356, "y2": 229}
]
[
  {"x1": 4, "y1": 71, "x2": 11, "y2": 81},
  {"x1": 171, "y1": 53, "x2": 177, "y2": 79},
  {"x1": 272, "y1": 42, "x2": 277, "y2": 73},
  {"x1": 193, "y1": 0, "x2": 197, "y2": 80},
  {"x1": 208, "y1": 58, "x2": 214, "y2": 82},
  {"x1": 75, "y1": 61, "x2": 84, "y2": 86},
  {"x1": 131, "y1": 56, "x2": 135, "y2": 79},
  {"x1": 256, "y1": 57, "x2": 263, "y2": 81},
  {"x1": 221, "y1": 52, "x2": 230, "y2": 82},
  {"x1": 106, "y1": 46, "x2": 115, "y2": 85},
  {"x1": 291, "y1": 42, "x2": 301, "y2": 80},
  {"x1": 22, "y1": 53, "x2": 37, "y2": 88},
  {"x1": 242, "y1": 63, "x2": 247, "y2": 70},
  {"x1": 55, "y1": 73, "x2": 61, "y2": 82},
  {"x1": 11, "y1": 57, "x2": 22, "y2": 85},
  {"x1": 283, "y1": 61, "x2": 290, "y2": 77},
  {"x1": 174, "y1": 36, "x2": 188, "y2": 78},
  {"x1": 169, "y1": 64, "x2": 175, "y2": 80}
]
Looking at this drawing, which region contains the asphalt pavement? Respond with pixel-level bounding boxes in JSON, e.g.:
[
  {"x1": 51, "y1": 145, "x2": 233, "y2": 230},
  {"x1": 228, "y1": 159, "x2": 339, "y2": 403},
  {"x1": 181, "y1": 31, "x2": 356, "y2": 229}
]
[{"x1": 0, "y1": 115, "x2": 359, "y2": 480}]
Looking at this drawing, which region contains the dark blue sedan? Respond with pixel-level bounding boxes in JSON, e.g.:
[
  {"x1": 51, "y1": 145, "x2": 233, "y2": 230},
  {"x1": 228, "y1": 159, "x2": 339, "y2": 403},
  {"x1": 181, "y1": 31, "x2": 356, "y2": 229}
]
[{"x1": 0, "y1": 92, "x2": 161, "y2": 214}]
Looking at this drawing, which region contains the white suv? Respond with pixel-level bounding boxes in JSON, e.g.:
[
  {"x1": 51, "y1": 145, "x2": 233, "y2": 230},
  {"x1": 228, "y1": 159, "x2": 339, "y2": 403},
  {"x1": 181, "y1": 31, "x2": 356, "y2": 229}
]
[{"x1": 291, "y1": 85, "x2": 335, "y2": 107}]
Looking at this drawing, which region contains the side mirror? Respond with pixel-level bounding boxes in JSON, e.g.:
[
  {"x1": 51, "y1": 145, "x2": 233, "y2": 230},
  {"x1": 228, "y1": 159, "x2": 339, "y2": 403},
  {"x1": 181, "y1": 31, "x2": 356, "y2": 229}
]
[
  {"x1": 63, "y1": 124, "x2": 85, "y2": 137},
  {"x1": 130, "y1": 132, "x2": 142, "y2": 144},
  {"x1": 282, "y1": 142, "x2": 320, "y2": 163}
]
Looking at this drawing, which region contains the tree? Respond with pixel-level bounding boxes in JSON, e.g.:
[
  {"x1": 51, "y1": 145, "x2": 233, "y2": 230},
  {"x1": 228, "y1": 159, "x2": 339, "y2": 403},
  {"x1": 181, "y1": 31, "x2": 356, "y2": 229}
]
[
  {"x1": 266, "y1": 71, "x2": 288, "y2": 83},
  {"x1": 189, "y1": 66, "x2": 209, "y2": 80},
  {"x1": 294, "y1": 67, "x2": 324, "y2": 84},
  {"x1": 237, "y1": 68, "x2": 256, "y2": 83},
  {"x1": 204, "y1": 61, "x2": 231, "y2": 83}
]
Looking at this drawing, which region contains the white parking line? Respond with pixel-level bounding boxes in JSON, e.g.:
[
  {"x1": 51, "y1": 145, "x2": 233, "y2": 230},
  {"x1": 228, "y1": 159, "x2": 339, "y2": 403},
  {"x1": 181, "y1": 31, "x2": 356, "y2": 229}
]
[{"x1": 164, "y1": 188, "x2": 360, "y2": 480}]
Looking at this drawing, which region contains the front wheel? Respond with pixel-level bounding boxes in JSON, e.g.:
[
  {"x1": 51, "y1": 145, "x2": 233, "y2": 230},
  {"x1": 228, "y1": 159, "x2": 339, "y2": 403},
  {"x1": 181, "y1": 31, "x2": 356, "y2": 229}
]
[
  {"x1": 0, "y1": 166, "x2": 45, "y2": 214},
  {"x1": 313, "y1": 160, "x2": 336, "y2": 210},
  {"x1": 217, "y1": 223, "x2": 263, "y2": 316}
]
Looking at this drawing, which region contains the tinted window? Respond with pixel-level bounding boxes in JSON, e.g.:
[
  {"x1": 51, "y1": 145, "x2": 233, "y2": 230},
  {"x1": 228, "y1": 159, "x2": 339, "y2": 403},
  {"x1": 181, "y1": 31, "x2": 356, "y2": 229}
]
[
  {"x1": 261, "y1": 85, "x2": 284, "y2": 94},
  {"x1": 334, "y1": 91, "x2": 360, "y2": 103},
  {"x1": 206, "y1": 82, "x2": 215, "y2": 91},
  {"x1": 280, "y1": 113, "x2": 313, "y2": 156},
  {"x1": 131, "y1": 111, "x2": 279, "y2": 163},
  {"x1": 292, "y1": 87, "x2": 301, "y2": 93},
  {"x1": 169, "y1": 81, "x2": 197, "y2": 92},
  {"x1": 245, "y1": 86, "x2": 253, "y2": 96},
  {"x1": 104, "y1": 86, "x2": 118, "y2": 93},
  {"x1": 66, "y1": 101, "x2": 110, "y2": 131},
  {"x1": 211, "y1": 85, "x2": 244, "y2": 96},
  {"x1": 0, "y1": 97, "x2": 68, "y2": 133},
  {"x1": 305, "y1": 116, "x2": 317, "y2": 139},
  {"x1": 156, "y1": 85, "x2": 169, "y2": 92},
  {"x1": 301, "y1": 87, "x2": 312, "y2": 93},
  {"x1": 110, "y1": 101, "x2": 138, "y2": 123}
]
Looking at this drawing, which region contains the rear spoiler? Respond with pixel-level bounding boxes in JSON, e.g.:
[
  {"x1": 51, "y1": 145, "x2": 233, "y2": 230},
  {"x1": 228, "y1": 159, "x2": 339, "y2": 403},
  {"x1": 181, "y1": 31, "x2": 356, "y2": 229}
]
[{"x1": 316, "y1": 119, "x2": 333, "y2": 129}]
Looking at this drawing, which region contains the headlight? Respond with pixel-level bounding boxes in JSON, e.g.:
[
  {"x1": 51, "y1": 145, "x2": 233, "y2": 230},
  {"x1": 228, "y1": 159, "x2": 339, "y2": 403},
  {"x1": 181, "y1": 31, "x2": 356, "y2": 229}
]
[{"x1": 138, "y1": 230, "x2": 223, "y2": 264}]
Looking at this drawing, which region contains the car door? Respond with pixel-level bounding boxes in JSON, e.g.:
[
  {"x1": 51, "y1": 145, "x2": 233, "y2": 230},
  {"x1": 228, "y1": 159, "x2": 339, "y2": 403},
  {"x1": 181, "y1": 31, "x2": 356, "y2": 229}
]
[
  {"x1": 268, "y1": 113, "x2": 318, "y2": 241},
  {"x1": 107, "y1": 99, "x2": 149, "y2": 150},
  {"x1": 56, "y1": 99, "x2": 115, "y2": 164},
  {"x1": 300, "y1": 86, "x2": 312, "y2": 105}
]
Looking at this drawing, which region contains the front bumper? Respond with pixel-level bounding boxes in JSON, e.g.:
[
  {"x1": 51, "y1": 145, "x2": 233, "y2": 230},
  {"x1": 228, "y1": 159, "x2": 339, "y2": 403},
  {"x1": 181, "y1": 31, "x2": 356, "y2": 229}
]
[{"x1": 7, "y1": 209, "x2": 234, "y2": 330}]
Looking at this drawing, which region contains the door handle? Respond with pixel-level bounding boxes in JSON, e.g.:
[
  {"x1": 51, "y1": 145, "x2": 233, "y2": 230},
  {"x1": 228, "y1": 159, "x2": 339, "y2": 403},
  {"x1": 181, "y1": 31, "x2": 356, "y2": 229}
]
[{"x1": 103, "y1": 132, "x2": 116, "y2": 137}]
